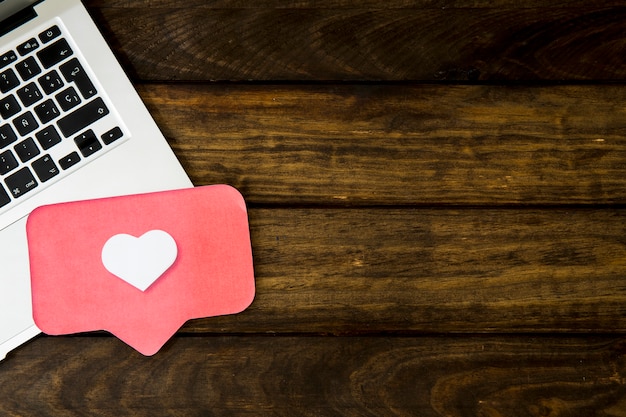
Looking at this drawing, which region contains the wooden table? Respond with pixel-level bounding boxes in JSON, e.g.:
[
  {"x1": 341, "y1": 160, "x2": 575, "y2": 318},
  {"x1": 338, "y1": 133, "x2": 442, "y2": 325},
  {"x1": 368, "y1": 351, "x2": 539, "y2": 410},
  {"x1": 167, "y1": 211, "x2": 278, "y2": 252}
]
[{"x1": 2, "y1": 1, "x2": 626, "y2": 415}]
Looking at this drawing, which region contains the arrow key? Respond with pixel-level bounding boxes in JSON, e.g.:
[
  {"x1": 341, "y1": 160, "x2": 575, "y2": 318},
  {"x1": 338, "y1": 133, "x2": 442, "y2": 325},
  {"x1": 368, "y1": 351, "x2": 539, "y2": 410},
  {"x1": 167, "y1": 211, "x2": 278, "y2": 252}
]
[
  {"x1": 74, "y1": 129, "x2": 102, "y2": 157},
  {"x1": 58, "y1": 151, "x2": 80, "y2": 170}
]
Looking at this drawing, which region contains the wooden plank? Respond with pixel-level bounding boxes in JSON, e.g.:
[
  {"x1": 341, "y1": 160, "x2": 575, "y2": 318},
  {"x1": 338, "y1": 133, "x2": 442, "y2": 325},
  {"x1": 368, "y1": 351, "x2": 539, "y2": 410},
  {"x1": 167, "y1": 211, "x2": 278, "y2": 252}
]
[
  {"x1": 86, "y1": 4, "x2": 626, "y2": 81},
  {"x1": 1, "y1": 335, "x2": 625, "y2": 416},
  {"x1": 137, "y1": 84, "x2": 626, "y2": 205},
  {"x1": 85, "y1": 1, "x2": 626, "y2": 8},
  {"x1": 171, "y1": 207, "x2": 626, "y2": 334}
]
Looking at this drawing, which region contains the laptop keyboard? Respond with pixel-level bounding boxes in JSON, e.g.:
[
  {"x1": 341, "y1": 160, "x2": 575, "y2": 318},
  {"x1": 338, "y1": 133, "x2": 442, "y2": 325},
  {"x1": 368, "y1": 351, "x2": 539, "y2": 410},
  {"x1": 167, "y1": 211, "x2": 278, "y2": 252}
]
[{"x1": 0, "y1": 22, "x2": 127, "y2": 211}]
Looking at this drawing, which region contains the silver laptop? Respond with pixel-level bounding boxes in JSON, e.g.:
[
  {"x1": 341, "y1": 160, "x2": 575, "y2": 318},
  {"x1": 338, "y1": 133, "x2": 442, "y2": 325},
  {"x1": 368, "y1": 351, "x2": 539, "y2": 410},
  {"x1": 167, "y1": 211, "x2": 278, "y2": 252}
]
[{"x1": 0, "y1": 0, "x2": 193, "y2": 359}]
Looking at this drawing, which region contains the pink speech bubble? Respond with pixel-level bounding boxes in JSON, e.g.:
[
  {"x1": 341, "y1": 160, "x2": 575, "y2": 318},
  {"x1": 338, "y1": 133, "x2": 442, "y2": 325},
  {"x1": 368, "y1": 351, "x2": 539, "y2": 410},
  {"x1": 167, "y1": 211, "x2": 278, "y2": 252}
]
[{"x1": 27, "y1": 185, "x2": 255, "y2": 355}]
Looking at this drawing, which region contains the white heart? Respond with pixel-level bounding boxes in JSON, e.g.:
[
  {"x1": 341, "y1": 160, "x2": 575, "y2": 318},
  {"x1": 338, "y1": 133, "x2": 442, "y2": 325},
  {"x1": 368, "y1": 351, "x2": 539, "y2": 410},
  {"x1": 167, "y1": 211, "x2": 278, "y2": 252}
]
[{"x1": 101, "y1": 230, "x2": 178, "y2": 291}]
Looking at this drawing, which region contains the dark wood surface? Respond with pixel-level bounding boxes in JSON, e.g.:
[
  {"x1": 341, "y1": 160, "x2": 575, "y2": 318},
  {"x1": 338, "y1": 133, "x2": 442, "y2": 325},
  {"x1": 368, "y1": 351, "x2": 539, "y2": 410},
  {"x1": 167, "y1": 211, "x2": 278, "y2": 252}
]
[{"x1": 2, "y1": 1, "x2": 626, "y2": 415}]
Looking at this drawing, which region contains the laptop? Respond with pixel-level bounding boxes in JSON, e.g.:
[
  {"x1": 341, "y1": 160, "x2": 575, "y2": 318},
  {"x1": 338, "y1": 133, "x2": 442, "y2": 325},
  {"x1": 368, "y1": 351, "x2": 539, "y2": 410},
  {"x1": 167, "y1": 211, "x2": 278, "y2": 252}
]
[{"x1": 0, "y1": 0, "x2": 193, "y2": 359}]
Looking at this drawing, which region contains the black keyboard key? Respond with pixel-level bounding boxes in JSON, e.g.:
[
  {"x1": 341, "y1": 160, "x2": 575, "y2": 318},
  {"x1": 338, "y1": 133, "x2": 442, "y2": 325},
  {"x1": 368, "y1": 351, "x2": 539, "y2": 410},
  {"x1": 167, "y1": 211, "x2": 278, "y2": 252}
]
[
  {"x1": 34, "y1": 99, "x2": 60, "y2": 124},
  {"x1": 17, "y1": 82, "x2": 42, "y2": 106},
  {"x1": 74, "y1": 130, "x2": 102, "y2": 157},
  {"x1": 55, "y1": 86, "x2": 81, "y2": 111},
  {"x1": 0, "y1": 184, "x2": 10, "y2": 208},
  {"x1": 39, "y1": 26, "x2": 62, "y2": 44},
  {"x1": 0, "y1": 124, "x2": 17, "y2": 148},
  {"x1": 59, "y1": 151, "x2": 80, "y2": 170},
  {"x1": 0, "y1": 68, "x2": 19, "y2": 93},
  {"x1": 35, "y1": 125, "x2": 62, "y2": 150},
  {"x1": 102, "y1": 126, "x2": 124, "y2": 145},
  {"x1": 38, "y1": 70, "x2": 64, "y2": 94},
  {"x1": 17, "y1": 38, "x2": 39, "y2": 56},
  {"x1": 0, "y1": 150, "x2": 18, "y2": 175},
  {"x1": 0, "y1": 51, "x2": 17, "y2": 69},
  {"x1": 14, "y1": 137, "x2": 40, "y2": 163},
  {"x1": 13, "y1": 111, "x2": 38, "y2": 136},
  {"x1": 37, "y1": 38, "x2": 72, "y2": 69},
  {"x1": 57, "y1": 98, "x2": 108, "y2": 137},
  {"x1": 5, "y1": 167, "x2": 37, "y2": 199},
  {"x1": 15, "y1": 56, "x2": 41, "y2": 81},
  {"x1": 59, "y1": 58, "x2": 96, "y2": 99},
  {"x1": 32, "y1": 154, "x2": 59, "y2": 182},
  {"x1": 0, "y1": 95, "x2": 21, "y2": 119}
]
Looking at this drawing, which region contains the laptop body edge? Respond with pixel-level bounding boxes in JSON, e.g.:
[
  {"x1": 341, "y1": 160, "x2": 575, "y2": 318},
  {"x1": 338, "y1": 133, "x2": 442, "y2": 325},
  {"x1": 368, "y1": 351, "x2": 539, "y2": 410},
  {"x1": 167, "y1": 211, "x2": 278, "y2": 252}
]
[{"x1": 0, "y1": 0, "x2": 193, "y2": 360}]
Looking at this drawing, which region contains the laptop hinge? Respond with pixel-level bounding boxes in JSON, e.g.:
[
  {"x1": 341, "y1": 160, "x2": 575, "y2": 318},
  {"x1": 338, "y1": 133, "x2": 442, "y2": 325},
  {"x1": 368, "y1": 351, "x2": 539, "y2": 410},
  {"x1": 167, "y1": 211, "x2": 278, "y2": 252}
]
[{"x1": 0, "y1": 3, "x2": 39, "y2": 38}]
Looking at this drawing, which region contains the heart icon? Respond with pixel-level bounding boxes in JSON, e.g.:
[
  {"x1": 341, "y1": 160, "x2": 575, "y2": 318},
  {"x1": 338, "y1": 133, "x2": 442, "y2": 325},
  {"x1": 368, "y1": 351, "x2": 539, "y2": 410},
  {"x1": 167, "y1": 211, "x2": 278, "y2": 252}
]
[{"x1": 101, "y1": 230, "x2": 178, "y2": 291}]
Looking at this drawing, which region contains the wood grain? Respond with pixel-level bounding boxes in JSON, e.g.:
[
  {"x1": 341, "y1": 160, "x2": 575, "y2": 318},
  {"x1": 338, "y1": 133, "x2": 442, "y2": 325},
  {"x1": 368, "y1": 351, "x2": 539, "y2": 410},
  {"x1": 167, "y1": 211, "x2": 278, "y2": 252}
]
[
  {"x1": 85, "y1": 0, "x2": 626, "y2": 8},
  {"x1": 172, "y1": 207, "x2": 626, "y2": 334},
  {"x1": 1, "y1": 336, "x2": 625, "y2": 417},
  {"x1": 2, "y1": 1, "x2": 626, "y2": 415},
  {"x1": 136, "y1": 84, "x2": 626, "y2": 205},
  {"x1": 85, "y1": 4, "x2": 626, "y2": 81}
]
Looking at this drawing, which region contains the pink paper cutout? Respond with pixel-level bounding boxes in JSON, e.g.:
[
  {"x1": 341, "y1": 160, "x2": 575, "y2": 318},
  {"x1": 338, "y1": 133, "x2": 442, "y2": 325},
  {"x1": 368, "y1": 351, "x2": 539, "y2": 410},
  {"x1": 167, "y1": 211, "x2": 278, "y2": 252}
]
[{"x1": 27, "y1": 185, "x2": 255, "y2": 356}]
